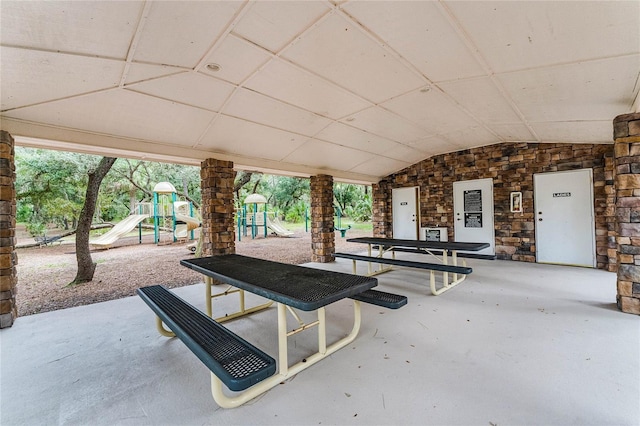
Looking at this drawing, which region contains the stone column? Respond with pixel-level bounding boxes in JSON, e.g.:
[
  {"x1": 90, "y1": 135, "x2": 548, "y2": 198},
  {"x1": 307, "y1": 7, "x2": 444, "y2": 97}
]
[
  {"x1": 372, "y1": 180, "x2": 391, "y2": 238},
  {"x1": 0, "y1": 131, "x2": 17, "y2": 328},
  {"x1": 200, "y1": 159, "x2": 236, "y2": 257},
  {"x1": 613, "y1": 113, "x2": 640, "y2": 315},
  {"x1": 310, "y1": 174, "x2": 334, "y2": 263}
]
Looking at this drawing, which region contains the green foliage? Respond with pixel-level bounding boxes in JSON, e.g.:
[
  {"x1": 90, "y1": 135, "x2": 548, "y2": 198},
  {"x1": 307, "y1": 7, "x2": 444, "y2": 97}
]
[
  {"x1": 16, "y1": 147, "x2": 373, "y2": 235},
  {"x1": 25, "y1": 221, "x2": 46, "y2": 237},
  {"x1": 16, "y1": 148, "x2": 203, "y2": 233},
  {"x1": 344, "y1": 193, "x2": 372, "y2": 222},
  {"x1": 284, "y1": 200, "x2": 307, "y2": 223},
  {"x1": 16, "y1": 147, "x2": 99, "y2": 230}
]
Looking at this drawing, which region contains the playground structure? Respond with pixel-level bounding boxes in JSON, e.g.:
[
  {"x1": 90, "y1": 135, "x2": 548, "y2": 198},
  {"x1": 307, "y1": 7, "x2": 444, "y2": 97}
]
[
  {"x1": 238, "y1": 193, "x2": 294, "y2": 240},
  {"x1": 334, "y1": 206, "x2": 351, "y2": 237},
  {"x1": 89, "y1": 182, "x2": 200, "y2": 248}
]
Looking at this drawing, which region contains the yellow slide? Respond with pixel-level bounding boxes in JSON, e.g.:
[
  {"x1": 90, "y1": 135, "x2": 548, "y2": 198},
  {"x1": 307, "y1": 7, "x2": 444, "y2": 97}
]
[
  {"x1": 89, "y1": 214, "x2": 148, "y2": 247},
  {"x1": 174, "y1": 213, "x2": 201, "y2": 238}
]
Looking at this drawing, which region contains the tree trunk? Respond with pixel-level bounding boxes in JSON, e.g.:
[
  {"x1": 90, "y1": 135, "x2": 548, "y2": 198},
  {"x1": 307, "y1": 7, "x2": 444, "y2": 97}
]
[{"x1": 71, "y1": 157, "x2": 117, "y2": 285}]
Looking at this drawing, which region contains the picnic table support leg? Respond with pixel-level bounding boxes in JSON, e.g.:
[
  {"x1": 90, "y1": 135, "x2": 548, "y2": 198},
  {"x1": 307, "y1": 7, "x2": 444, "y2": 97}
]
[
  {"x1": 367, "y1": 244, "x2": 372, "y2": 275},
  {"x1": 278, "y1": 303, "x2": 288, "y2": 376},
  {"x1": 155, "y1": 317, "x2": 175, "y2": 337},
  {"x1": 205, "y1": 277, "x2": 274, "y2": 322},
  {"x1": 209, "y1": 301, "x2": 362, "y2": 409}
]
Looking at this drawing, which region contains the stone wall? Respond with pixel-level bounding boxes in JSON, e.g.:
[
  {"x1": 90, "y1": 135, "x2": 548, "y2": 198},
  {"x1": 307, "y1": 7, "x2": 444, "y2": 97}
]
[
  {"x1": 200, "y1": 159, "x2": 236, "y2": 257},
  {"x1": 0, "y1": 130, "x2": 17, "y2": 328},
  {"x1": 310, "y1": 174, "x2": 335, "y2": 263},
  {"x1": 613, "y1": 113, "x2": 640, "y2": 314},
  {"x1": 373, "y1": 142, "x2": 615, "y2": 270}
]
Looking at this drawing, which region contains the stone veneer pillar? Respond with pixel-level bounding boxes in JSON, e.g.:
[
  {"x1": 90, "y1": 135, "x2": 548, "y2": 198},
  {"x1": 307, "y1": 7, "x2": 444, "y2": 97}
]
[
  {"x1": 372, "y1": 181, "x2": 391, "y2": 238},
  {"x1": 0, "y1": 131, "x2": 17, "y2": 328},
  {"x1": 613, "y1": 113, "x2": 640, "y2": 314},
  {"x1": 310, "y1": 174, "x2": 334, "y2": 263},
  {"x1": 200, "y1": 159, "x2": 236, "y2": 257}
]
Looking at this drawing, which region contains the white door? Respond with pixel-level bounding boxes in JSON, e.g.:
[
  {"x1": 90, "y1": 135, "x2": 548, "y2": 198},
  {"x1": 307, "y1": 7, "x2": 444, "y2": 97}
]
[
  {"x1": 392, "y1": 187, "x2": 419, "y2": 240},
  {"x1": 453, "y1": 178, "x2": 495, "y2": 255},
  {"x1": 534, "y1": 169, "x2": 595, "y2": 267}
]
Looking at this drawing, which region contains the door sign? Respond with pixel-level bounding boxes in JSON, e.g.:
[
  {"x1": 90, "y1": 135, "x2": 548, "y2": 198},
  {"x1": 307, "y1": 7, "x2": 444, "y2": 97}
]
[
  {"x1": 464, "y1": 190, "x2": 482, "y2": 212},
  {"x1": 464, "y1": 213, "x2": 482, "y2": 228}
]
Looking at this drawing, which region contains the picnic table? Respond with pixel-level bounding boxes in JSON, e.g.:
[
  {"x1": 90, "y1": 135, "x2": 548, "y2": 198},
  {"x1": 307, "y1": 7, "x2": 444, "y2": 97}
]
[
  {"x1": 335, "y1": 237, "x2": 491, "y2": 295},
  {"x1": 138, "y1": 254, "x2": 406, "y2": 408}
]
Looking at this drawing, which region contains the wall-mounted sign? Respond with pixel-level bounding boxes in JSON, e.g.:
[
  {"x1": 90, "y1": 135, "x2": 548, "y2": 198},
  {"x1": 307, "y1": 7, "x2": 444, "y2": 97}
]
[
  {"x1": 400, "y1": 201, "x2": 408, "y2": 205},
  {"x1": 465, "y1": 212, "x2": 482, "y2": 228},
  {"x1": 510, "y1": 191, "x2": 522, "y2": 213},
  {"x1": 425, "y1": 229, "x2": 442, "y2": 241},
  {"x1": 553, "y1": 192, "x2": 571, "y2": 198},
  {"x1": 464, "y1": 189, "x2": 482, "y2": 212}
]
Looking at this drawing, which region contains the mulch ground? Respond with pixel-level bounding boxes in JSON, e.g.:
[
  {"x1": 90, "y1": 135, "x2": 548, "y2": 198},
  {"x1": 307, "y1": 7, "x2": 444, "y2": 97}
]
[{"x1": 15, "y1": 228, "x2": 371, "y2": 316}]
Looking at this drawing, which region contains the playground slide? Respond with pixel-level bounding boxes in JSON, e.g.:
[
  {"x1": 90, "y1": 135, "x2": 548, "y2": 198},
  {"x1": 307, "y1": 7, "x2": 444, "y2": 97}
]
[
  {"x1": 266, "y1": 217, "x2": 294, "y2": 237},
  {"x1": 174, "y1": 213, "x2": 201, "y2": 238},
  {"x1": 89, "y1": 214, "x2": 149, "y2": 247}
]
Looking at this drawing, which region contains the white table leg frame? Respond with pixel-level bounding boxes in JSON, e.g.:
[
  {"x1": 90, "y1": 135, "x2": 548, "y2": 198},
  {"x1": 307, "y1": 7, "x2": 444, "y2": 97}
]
[
  {"x1": 210, "y1": 301, "x2": 362, "y2": 408},
  {"x1": 429, "y1": 252, "x2": 468, "y2": 296},
  {"x1": 205, "y1": 276, "x2": 273, "y2": 323}
]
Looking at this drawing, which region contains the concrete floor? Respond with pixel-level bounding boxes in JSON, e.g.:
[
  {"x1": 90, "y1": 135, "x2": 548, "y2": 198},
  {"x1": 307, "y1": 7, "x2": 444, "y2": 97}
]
[{"x1": 1, "y1": 256, "x2": 639, "y2": 425}]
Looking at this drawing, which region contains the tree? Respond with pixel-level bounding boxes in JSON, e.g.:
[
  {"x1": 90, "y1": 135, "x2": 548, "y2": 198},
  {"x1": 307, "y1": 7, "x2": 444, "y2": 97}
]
[{"x1": 71, "y1": 157, "x2": 117, "y2": 285}]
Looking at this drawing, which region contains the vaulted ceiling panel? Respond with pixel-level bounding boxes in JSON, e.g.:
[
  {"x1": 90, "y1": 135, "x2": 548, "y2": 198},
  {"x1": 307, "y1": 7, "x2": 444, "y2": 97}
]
[
  {"x1": 0, "y1": 0, "x2": 141, "y2": 58},
  {"x1": 4, "y1": 89, "x2": 215, "y2": 146},
  {"x1": 441, "y1": 125, "x2": 498, "y2": 148},
  {"x1": 498, "y1": 55, "x2": 640, "y2": 122},
  {"x1": 198, "y1": 35, "x2": 272, "y2": 85},
  {"x1": 2, "y1": 1, "x2": 638, "y2": 183},
  {"x1": 381, "y1": 88, "x2": 477, "y2": 135},
  {"x1": 283, "y1": 139, "x2": 376, "y2": 171},
  {"x1": 410, "y1": 135, "x2": 464, "y2": 157},
  {"x1": 132, "y1": 2, "x2": 243, "y2": 68},
  {"x1": 282, "y1": 13, "x2": 425, "y2": 103},
  {"x1": 222, "y1": 88, "x2": 332, "y2": 136},
  {"x1": 345, "y1": 107, "x2": 430, "y2": 144},
  {"x1": 124, "y1": 64, "x2": 186, "y2": 86},
  {"x1": 446, "y1": 1, "x2": 640, "y2": 73},
  {"x1": 199, "y1": 115, "x2": 307, "y2": 161},
  {"x1": 0, "y1": 47, "x2": 124, "y2": 110},
  {"x1": 438, "y1": 77, "x2": 524, "y2": 125},
  {"x1": 127, "y1": 72, "x2": 235, "y2": 112},
  {"x1": 245, "y1": 59, "x2": 370, "y2": 119},
  {"x1": 233, "y1": 1, "x2": 330, "y2": 53},
  {"x1": 342, "y1": 1, "x2": 485, "y2": 83},
  {"x1": 349, "y1": 156, "x2": 412, "y2": 178},
  {"x1": 531, "y1": 121, "x2": 613, "y2": 144},
  {"x1": 488, "y1": 124, "x2": 536, "y2": 143},
  {"x1": 314, "y1": 122, "x2": 398, "y2": 155}
]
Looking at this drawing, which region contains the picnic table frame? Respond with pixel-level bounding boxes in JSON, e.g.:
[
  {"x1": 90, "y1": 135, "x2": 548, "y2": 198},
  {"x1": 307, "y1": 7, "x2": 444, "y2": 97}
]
[
  {"x1": 180, "y1": 254, "x2": 377, "y2": 408},
  {"x1": 345, "y1": 237, "x2": 489, "y2": 295}
]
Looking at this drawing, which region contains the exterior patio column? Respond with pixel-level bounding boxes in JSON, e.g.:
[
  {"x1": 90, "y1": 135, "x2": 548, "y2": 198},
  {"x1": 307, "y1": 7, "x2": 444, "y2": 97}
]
[
  {"x1": 310, "y1": 174, "x2": 334, "y2": 263},
  {"x1": 0, "y1": 130, "x2": 17, "y2": 328},
  {"x1": 372, "y1": 181, "x2": 391, "y2": 238},
  {"x1": 613, "y1": 112, "x2": 640, "y2": 315},
  {"x1": 200, "y1": 159, "x2": 236, "y2": 257}
]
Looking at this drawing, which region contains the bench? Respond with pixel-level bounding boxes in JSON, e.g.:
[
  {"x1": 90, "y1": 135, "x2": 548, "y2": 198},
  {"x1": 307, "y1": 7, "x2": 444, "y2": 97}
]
[
  {"x1": 137, "y1": 285, "x2": 276, "y2": 392},
  {"x1": 34, "y1": 235, "x2": 63, "y2": 246},
  {"x1": 350, "y1": 289, "x2": 407, "y2": 309},
  {"x1": 374, "y1": 246, "x2": 497, "y2": 260},
  {"x1": 333, "y1": 252, "x2": 473, "y2": 296},
  {"x1": 333, "y1": 252, "x2": 472, "y2": 275}
]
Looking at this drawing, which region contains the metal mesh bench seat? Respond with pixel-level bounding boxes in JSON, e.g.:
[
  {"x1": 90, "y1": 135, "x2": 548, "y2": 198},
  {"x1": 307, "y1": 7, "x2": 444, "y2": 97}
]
[
  {"x1": 137, "y1": 285, "x2": 276, "y2": 392},
  {"x1": 333, "y1": 252, "x2": 473, "y2": 275},
  {"x1": 373, "y1": 246, "x2": 497, "y2": 260},
  {"x1": 350, "y1": 289, "x2": 407, "y2": 309}
]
